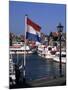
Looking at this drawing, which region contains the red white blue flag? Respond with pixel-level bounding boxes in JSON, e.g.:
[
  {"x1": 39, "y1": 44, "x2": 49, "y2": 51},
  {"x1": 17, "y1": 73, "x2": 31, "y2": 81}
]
[{"x1": 26, "y1": 18, "x2": 41, "y2": 42}]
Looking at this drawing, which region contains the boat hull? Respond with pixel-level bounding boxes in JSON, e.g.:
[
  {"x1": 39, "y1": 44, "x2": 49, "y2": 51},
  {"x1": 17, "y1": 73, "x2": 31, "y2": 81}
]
[{"x1": 53, "y1": 56, "x2": 66, "y2": 63}]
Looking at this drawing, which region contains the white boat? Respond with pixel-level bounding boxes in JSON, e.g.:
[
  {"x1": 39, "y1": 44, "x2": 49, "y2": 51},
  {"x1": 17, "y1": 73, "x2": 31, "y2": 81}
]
[
  {"x1": 45, "y1": 51, "x2": 54, "y2": 59},
  {"x1": 45, "y1": 46, "x2": 57, "y2": 59},
  {"x1": 37, "y1": 45, "x2": 45, "y2": 57},
  {"x1": 37, "y1": 45, "x2": 54, "y2": 59},
  {"x1": 9, "y1": 45, "x2": 33, "y2": 54},
  {"x1": 53, "y1": 51, "x2": 66, "y2": 63}
]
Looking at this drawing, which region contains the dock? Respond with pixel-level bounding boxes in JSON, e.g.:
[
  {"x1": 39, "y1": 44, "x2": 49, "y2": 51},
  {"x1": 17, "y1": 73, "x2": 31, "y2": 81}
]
[
  {"x1": 10, "y1": 76, "x2": 66, "y2": 89},
  {"x1": 28, "y1": 76, "x2": 66, "y2": 87}
]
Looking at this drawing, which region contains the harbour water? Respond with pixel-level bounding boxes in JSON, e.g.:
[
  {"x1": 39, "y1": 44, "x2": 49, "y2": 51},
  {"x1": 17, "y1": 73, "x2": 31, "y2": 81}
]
[{"x1": 12, "y1": 53, "x2": 66, "y2": 81}]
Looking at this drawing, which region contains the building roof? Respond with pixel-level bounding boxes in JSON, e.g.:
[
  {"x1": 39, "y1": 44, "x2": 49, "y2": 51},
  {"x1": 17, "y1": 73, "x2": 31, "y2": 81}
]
[{"x1": 52, "y1": 32, "x2": 59, "y2": 37}]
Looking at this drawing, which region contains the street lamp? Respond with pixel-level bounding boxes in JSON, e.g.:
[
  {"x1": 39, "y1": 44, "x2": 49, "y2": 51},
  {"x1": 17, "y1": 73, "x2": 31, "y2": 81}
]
[{"x1": 57, "y1": 23, "x2": 63, "y2": 77}]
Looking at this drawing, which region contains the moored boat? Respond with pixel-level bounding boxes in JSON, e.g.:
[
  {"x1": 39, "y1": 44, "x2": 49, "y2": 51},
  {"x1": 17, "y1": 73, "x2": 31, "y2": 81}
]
[
  {"x1": 37, "y1": 45, "x2": 55, "y2": 59},
  {"x1": 53, "y1": 51, "x2": 66, "y2": 63},
  {"x1": 9, "y1": 45, "x2": 33, "y2": 54}
]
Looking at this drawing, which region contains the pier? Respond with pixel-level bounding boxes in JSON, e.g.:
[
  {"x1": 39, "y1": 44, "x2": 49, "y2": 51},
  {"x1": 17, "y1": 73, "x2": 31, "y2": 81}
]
[
  {"x1": 10, "y1": 75, "x2": 66, "y2": 88},
  {"x1": 28, "y1": 76, "x2": 66, "y2": 87}
]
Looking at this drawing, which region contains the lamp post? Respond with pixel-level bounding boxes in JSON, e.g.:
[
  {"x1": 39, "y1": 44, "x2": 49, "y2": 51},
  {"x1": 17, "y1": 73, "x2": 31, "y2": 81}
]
[{"x1": 57, "y1": 23, "x2": 63, "y2": 77}]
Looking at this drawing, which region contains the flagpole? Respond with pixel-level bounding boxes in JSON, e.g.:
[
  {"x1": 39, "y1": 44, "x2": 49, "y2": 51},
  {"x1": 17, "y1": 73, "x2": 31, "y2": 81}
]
[{"x1": 23, "y1": 15, "x2": 27, "y2": 79}]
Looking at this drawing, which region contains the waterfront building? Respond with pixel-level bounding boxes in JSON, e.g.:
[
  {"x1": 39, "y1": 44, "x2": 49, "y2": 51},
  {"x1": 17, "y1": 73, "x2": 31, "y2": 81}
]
[{"x1": 48, "y1": 32, "x2": 66, "y2": 48}]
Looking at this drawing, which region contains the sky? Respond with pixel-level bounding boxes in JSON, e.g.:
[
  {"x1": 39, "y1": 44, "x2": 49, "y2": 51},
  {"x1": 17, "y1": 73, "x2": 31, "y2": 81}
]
[{"x1": 9, "y1": 1, "x2": 66, "y2": 35}]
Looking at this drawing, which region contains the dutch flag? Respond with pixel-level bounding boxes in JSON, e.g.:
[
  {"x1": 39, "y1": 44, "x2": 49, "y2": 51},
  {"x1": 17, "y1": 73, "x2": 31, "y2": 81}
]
[{"x1": 26, "y1": 18, "x2": 41, "y2": 42}]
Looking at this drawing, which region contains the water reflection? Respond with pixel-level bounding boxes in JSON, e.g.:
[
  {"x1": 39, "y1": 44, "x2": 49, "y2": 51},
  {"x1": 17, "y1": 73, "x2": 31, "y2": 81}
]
[{"x1": 12, "y1": 54, "x2": 66, "y2": 81}]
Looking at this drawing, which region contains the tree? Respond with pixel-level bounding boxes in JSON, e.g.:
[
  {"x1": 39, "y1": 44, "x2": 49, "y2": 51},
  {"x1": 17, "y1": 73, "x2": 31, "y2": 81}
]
[
  {"x1": 49, "y1": 32, "x2": 53, "y2": 37},
  {"x1": 10, "y1": 33, "x2": 13, "y2": 46},
  {"x1": 53, "y1": 36, "x2": 58, "y2": 41}
]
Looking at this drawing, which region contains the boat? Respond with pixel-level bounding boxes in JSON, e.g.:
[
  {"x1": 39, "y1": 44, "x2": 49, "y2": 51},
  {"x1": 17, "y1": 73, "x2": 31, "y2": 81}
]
[
  {"x1": 53, "y1": 51, "x2": 66, "y2": 63},
  {"x1": 45, "y1": 51, "x2": 54, "y2": 59},
  {"x1": 37, "y1": 45, "x2": 54, "y2": 59},
  {"x1": 37, "y1": 44, "x2": 46, "y2": 57},
  {"x1": 9, "y1": 45, "x2": 33, "y2": 54}
]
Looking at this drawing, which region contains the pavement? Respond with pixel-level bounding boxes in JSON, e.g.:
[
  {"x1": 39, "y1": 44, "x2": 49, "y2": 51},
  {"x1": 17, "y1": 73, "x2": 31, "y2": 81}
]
[
  {"x1": 9, "y1": 76, "x2": 66, "y2": 89},
  {"x1": 28, "y1": 76, "x2": 66, "y2": 87}
]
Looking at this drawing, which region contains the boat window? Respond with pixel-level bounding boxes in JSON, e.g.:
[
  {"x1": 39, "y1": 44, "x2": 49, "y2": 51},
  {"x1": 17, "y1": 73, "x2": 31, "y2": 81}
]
[
  {"x1": 48, "y1": 47, "x2": 52, "y2": 51},
  {"x1": 56, "y1": 54, "x2": 66, "y2": 57},
  {"x1": 61, "y1": 55, "x2": 66, "y2": 57}
]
